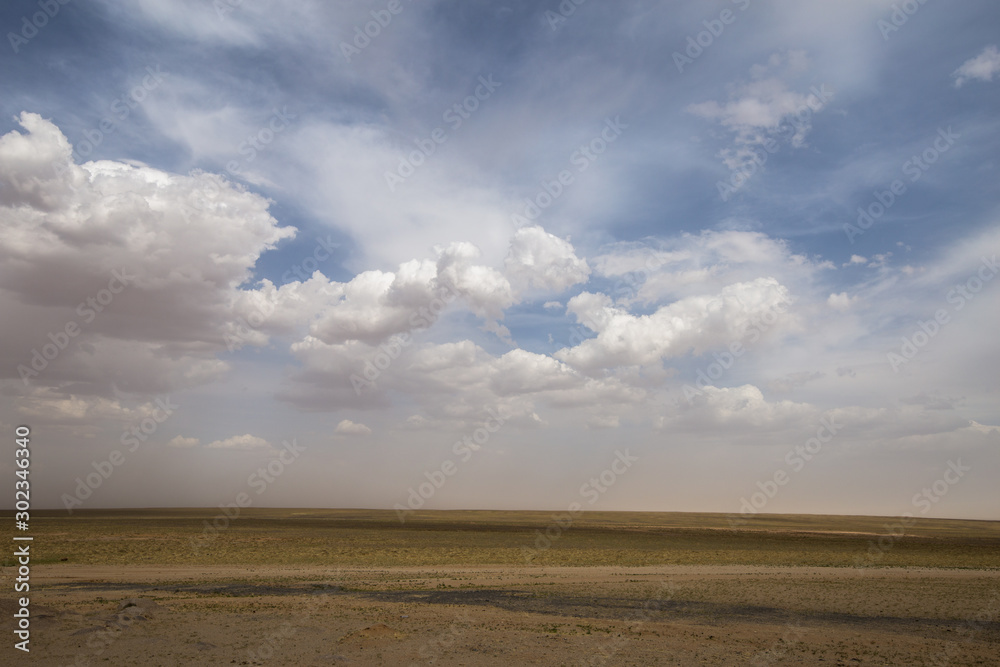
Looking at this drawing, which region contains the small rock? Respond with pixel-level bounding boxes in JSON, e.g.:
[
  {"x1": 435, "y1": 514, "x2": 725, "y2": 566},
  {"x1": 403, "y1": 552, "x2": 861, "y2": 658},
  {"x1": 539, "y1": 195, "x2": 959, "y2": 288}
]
[{"x1": 117, "y1": 598, "x2": 161, "y2": 616}]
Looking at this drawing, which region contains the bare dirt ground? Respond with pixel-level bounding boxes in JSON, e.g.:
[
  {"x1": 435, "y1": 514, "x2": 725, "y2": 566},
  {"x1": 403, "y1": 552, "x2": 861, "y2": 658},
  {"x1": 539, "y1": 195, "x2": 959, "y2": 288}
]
[{"x1": 13, "y1": 564, "x2": 1000, "y2": 666}]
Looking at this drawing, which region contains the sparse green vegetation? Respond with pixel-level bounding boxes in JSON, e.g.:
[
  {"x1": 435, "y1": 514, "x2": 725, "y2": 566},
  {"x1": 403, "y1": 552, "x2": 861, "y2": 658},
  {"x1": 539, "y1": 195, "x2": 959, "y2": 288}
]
[{"x1": 7, "y1": 508, "x2": 1000, "y2": 568}]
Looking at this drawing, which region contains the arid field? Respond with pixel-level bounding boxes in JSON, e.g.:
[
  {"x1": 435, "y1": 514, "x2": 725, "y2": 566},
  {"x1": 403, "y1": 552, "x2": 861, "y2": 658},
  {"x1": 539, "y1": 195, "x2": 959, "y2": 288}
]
[{"x1": 5, "y1": 509, "x2": 1000, "y2": 665}]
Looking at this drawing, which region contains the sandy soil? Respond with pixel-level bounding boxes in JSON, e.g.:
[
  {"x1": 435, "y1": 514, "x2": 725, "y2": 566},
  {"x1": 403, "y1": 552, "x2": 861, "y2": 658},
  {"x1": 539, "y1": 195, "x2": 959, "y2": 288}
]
[{"x1": 10, "y1": 564, "x2": 1000, "y2": 666}]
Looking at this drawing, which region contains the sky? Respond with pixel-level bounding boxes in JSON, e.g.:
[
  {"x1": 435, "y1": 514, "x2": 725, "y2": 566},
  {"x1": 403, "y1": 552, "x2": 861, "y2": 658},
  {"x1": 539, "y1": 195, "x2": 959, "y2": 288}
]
[{"x1": 1, "y1": 0, "x2": 998, "y2": 520}]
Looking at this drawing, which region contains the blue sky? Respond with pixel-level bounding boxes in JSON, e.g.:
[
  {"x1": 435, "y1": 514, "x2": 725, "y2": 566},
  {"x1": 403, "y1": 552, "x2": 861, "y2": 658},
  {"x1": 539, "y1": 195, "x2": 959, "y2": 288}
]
[{"x1": 1, "y1": 0, "x2": 999, "y2": 519}]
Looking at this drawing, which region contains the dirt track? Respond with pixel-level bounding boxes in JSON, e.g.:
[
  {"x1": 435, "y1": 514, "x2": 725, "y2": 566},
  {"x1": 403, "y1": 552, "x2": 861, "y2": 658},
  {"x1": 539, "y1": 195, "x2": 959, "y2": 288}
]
[{"x1": 10, "y1": 564, "x2": 1000, "y2": 665}]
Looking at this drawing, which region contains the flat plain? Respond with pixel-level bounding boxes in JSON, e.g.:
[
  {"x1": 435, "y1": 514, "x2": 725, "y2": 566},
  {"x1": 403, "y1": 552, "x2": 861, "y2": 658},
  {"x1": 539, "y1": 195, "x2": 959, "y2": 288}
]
[{"x1": 4, "y1": 509, "x2": 999, "y2": 665}]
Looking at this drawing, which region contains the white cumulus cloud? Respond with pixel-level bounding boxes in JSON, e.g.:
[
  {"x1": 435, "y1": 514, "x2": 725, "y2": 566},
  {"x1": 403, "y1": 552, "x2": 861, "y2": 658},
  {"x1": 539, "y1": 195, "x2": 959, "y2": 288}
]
[
  {"x1": 555, "y1": 278, "x2": 791, "y2": 371},
  {"x1": 953, "y1": 45, "x2": 1000, "y2": 87},
  {"x1": 0, "y1": 112, "x2": 295, "y2": 395},
  {"x1": 205, "y1": 434, "x2": 271, "y2": 450},
  {"x1": 504, "y1": 225, "x2": 590, "y2": 293},
  {"x1": 335, "y1": 419, "x2": 372, "y2": 436}
]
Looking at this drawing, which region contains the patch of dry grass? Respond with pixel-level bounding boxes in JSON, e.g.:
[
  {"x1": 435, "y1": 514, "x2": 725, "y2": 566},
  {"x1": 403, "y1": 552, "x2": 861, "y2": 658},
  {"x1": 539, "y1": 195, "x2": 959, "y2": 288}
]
[{"x1": 7, "y1": 509, "x2": 999, "y2": 569}]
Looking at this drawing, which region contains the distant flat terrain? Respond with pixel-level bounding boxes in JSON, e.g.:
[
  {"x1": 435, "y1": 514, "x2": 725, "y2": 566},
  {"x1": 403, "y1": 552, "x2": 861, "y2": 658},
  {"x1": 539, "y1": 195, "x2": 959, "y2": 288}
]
[
  {"x1": 5, "y1": 509, "x2": 999, "y2": 665},
  {"x1": 12, "y1": 508, "x2": 1000, "y2": 568}
]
